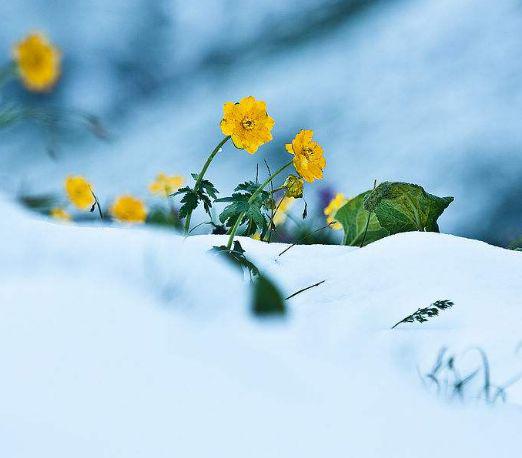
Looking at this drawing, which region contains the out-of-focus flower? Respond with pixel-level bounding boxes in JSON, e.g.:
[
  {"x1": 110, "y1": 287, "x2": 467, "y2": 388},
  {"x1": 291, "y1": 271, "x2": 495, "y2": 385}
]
[
  {"x1": 149, "y1": 173, "x2": 184, "y2": 197},
  {"x1": 13, "y1": 32, "x2": 61, "y2": 92},
  {"x1": 283, "y1": 174, "x2": 304, "y2": 198},
  {"x1": 220, "y1": 96, "x2": 275, "y2": 154},
  {"x1": 50, "y1": 207, "x2": 71, "y2": 221},
  {"x1": 65, "y1": 176, "x2": 95, "y2": 210},
  {"x1": 273, "y1": 196, "x2": 295, "y2": 226},
  {"x1": 110, "y1": 195, "x2": 147, "y2": 224},
  {"x1": 251, "y1": 232, "x2": 261, "y2": 240},
  {"x1": 285, "y1": 130, "x2": 326, "y2": 183},
  {"x1": 324, "y1": 193, "x2": 348, "y2": 230}
]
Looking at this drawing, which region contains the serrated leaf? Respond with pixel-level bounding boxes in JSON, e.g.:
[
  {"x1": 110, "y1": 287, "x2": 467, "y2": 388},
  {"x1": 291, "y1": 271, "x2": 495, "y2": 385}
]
[
  {"x1": 334, "y1": 191, "x2": 389, "y2": 246},
  {"x1": 178, "y1": 191, "x2": 199, "y2": 219},
  {"x1": 219, "y1": 199, "x2": 250, "y2": 226},
  {"x1": 217, "y1": 181, "x2": 271, "y2": 235},
  {"x1": 364, "y1": 182, "x2": 454, "y2": 233},
  {"x1": 200, "y1": 179, "x2": 218, "y2": 200}
]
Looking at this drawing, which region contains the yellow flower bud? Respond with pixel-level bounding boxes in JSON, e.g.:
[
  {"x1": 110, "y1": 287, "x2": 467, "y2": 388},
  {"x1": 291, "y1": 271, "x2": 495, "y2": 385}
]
[{"x1": 283, "y1": 174, "x2": 304, "y2": 198}]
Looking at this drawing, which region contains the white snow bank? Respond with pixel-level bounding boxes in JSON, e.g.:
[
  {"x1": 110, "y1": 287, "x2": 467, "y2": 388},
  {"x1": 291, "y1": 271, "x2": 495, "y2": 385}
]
[{"x1": 1, "y1": 196, "x2": 522, "y2": 457}]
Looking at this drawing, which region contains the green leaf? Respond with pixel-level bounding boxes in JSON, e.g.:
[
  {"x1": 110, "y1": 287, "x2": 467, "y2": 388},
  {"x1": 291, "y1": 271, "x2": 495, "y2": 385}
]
[
  {"x1": 178, "y1": 190, "x2": 199, "y2": 219},
  {"x1": 334, "y1": 191, "x2": 389, "y2": 246},
  {"x1": 200, "y1": 179, "x2": 218, "y2": 200},
  {"x1": 217, "y1": 181, "x2": 272, "y2": 235},
  {"x1": 364, "y1": 182, "x2": 453, "y2": 233},
  {"x1": 173, "y1": 175, "x2": 220, "y2": 219},
  {"x1": 251, "y1": 274, "x2": 286, "y2": 317},
  {"x1": 210, "y1": 241, "x2": 259, "y2": 277}
]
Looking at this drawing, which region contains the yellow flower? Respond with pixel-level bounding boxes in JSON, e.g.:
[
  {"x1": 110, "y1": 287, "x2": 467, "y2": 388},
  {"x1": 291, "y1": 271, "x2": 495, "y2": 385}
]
[
  {"x1": 110, "y1": 195, "x2": 147, "y2": 224},
  {"x1": 273, "y1": 196, "x2": 294, "y2": 226},
  {"x1": 283, "y1": 174, "x2": 304, "y2": 198},
  {"x1": 149, "y1": 173, "x2": 184, "y2": 197},
  {"x1": 65, "y1": 176, "x2": 95, "y2": 210},
  {"x1": 220, "y1": 96, "x2": 275, "y2": 154},
  {"x1": 324, "y1": 193, "x2": 348, "y2": 230},
  {"x1": 13, "y1": 32, "x2": 61, "y2": 92},
  {"x1": 251, "y1": 232, "x2": 262, "y2": 241},
  {"x1": 285, "y1": 130, "x2": 326, "y2": 183},
  {"x1": 50, "y1": 207, "x2": 71, "y2": 221}
]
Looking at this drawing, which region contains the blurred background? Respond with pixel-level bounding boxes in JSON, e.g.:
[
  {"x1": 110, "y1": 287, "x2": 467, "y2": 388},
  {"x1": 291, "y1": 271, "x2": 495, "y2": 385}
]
[{"x1": 0, "y1": 0, "x2": 520, "y2": 246}]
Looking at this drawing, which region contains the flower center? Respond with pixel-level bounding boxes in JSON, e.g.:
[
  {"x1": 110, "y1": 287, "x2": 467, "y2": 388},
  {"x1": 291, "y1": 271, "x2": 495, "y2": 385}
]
[
  {"x1": 241, "y1": 117, "x2": 256, "y2": 130},
  {"x1": 301, "y1": 146, "x2": 314, "y2": 159}
]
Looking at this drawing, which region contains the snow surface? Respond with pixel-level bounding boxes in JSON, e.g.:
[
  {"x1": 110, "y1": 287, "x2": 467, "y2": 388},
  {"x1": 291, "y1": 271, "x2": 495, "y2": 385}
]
[{"x1": 1, "y1": 195, "x2": 522, "y2": 457}]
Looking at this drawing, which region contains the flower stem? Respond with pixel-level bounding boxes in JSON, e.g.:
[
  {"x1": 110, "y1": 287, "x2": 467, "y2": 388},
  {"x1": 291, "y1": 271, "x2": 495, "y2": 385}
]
[
  {"x1": 183, "y1": 135, "x2": 230, "y2": 234},
  {"x1": 226, "y1": 160, "x2": 293, "y2": 249},
  {"x1": 90, "y1": 189, "x2": 104, "y2": 220}
]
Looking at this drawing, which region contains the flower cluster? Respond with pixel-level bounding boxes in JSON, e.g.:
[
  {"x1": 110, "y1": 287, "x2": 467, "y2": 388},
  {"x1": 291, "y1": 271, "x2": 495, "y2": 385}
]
[
  {"x1": 52, "y1": 172, "x2": 184, "y2": 225},
  {"x1": 46, "y1": 95, "x2": 331, "y2": 250}
]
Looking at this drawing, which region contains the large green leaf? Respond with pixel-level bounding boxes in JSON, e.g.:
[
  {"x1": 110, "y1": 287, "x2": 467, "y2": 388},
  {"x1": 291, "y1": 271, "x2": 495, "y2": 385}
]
[
  {"x1": 334, "y1": 191, "x2": 389, "y2": 246},
  {"x1": 364, "y1": 182, "x2": 454, "y2": 233},
  {"x1": 251, "y1": 274, "x2": 286, "y2": 317}
]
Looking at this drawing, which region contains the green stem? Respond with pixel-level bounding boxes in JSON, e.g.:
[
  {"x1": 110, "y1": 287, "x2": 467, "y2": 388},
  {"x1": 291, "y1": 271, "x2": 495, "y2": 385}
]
[
  {"x1": 226, "y1": 160, "x2": 293, "y2": 249},
  {"x1": 183, "y1": 135, "x2": 230, "y2": 234}
]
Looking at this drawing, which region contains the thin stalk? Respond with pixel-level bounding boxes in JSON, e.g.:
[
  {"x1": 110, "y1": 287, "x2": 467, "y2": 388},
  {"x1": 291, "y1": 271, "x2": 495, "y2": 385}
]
[
  {"x1": 183, "y1": 136, "x2": 230, "y2": 234},
  {"x1": 285, "y1": 280, "x2": 326, "y2": 300},
  {"x1": 264, "y1": 158, "x2": 275, "y2": 243},
  {"x1": 265, "y1": 194, "x2": 285, "y2": 243},
  {"x1": 226, "y1": 160, "x2": 293, "y2": 249},
  {"x1": 278, "y1": 222, "x2": 336, "y2": 257},
  {"x1": 90, "y1": 189, "x2": 104, "y2": 220}
]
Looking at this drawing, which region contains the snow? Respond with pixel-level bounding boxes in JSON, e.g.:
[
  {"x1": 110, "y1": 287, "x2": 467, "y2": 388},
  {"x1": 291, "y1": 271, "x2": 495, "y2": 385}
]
[{"x1": 1, "y1": 195, "x2": 522, "y2": 457}]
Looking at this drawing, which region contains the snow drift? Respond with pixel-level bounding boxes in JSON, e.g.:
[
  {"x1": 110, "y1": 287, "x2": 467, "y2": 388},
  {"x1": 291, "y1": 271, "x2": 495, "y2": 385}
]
[{"x1": 1, "y1": 196, "x2": 521, "y2": 457}]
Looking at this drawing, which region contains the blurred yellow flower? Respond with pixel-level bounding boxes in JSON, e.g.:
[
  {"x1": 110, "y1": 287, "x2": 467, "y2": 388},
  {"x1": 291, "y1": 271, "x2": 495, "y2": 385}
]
[
  {"x1": 283, "y1": 174, "x2": 304, "y2": 198},
  {"x1": 220, "y1": 96, "x2": 275, "y2": 154},
  {"x1": 65, "y1": 176, "x2": 95, "y2": 210},
  {"x1": 324, "y1": 193, "x2": 347, "y2": 230},
  {"x1": 251, "y1": 232, "x2": 261, "y2": 240},
  {"x1": 110, "y1": 195, "x2": 147, "y2": 224},
  {"x1": 13, "y1": 32, "x2": 61, "y2": 92},
  {"x1": 149, "y1": 173, "x2": 184, "y2": 197},
  {"x1": 50, "y1": 207, "x2": 71, "y2": 221},
  {"x1": 273, "y1": 196, "x2": 294, "y2": 226},
  {"x1": 285, "y1": 130, "x2": 326, "y2": 183}
]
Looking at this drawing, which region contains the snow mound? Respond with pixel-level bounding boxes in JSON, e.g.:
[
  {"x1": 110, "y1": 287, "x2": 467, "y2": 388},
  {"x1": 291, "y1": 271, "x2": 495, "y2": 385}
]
[{"x1": 1, "y1": 196, "x2": 522, "y2": 457}]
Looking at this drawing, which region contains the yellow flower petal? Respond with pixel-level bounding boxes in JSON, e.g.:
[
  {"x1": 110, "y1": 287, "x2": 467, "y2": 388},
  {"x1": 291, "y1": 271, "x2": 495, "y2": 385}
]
[
  {"x1": 148, "y1": 173, "x2": 184, "y2": 197},
  {"x1": 288, "y1": 130, "x2": 326, "y2": 183},
  {"x1": 220, "y1": 96, "x2": 275, "y2": 154},
  {"x1": 13, "y1": 32, "x2": 61, "y2": 92},
  {"x1": 324, "y1": 193, "x2": 348, "y2": 230},
  {"x1": 50, "y1": 207, "x2": 71, "y2": 221},
  {"x1": 110, "y1": 195, "x2": 147, "y2": 224},
  {"x1": 65, "y1": 175, "x2": 95, "y2": 210}
]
